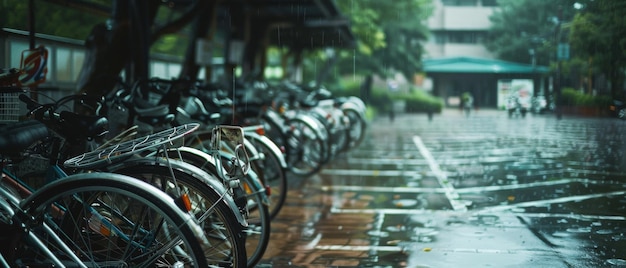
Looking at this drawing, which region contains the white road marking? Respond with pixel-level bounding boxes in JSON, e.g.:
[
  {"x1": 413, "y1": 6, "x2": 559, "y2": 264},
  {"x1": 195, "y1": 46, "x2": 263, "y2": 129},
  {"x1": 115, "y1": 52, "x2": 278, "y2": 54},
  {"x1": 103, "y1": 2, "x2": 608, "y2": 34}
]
[
  {"x1": 320, "y1": 169, "x2": 422, "y2": 177},
  {"x1": 320, "y1": 178, "x2": 604, "y2": 194},
  {"x1": 477, "y1": 190, "x2": 626, "y2": 214},
  {"x1": 413, "y1": 136, "x2": 467, "y2": 211}
]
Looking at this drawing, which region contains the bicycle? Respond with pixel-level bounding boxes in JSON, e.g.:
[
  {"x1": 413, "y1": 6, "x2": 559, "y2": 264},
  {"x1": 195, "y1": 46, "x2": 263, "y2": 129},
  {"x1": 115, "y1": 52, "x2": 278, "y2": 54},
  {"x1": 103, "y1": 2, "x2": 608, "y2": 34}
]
[
  {"x1": 19, "y1": 93, "x2": 249, "y2": 266},
  {"x1": 0, "y1": 120, "x2": 210, "y2": 267},
  {"x1": 101, "y1": 79, "x2": 272, "y2": 267}
]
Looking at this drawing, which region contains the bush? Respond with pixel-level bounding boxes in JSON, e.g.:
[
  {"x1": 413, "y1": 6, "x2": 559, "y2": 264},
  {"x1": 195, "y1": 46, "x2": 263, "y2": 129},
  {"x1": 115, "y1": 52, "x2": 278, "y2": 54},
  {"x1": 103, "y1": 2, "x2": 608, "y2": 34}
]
[
  {"x1": 398, "y1": 89, "x2": 444, "y2": 113},
  {"x1": 561, "y1": 87, "x2": 612, "y2": 108},
  {"x1": 332, "y1": 76, "x2": 443, "y2": 116}
]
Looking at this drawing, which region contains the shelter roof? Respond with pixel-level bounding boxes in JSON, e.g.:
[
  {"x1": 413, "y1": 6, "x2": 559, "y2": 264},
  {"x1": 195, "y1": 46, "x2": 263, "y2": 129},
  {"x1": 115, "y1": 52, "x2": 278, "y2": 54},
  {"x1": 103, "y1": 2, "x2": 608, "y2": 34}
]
[
  {"x1": 423, "y1": 57, "x2": 549, "y2": 74},
  {"x1": 43, "y1": 0, "x2": 356, "y2": 49},
  {"x1": 234, "y1": 0, "x2": 356, "y2": 49}
]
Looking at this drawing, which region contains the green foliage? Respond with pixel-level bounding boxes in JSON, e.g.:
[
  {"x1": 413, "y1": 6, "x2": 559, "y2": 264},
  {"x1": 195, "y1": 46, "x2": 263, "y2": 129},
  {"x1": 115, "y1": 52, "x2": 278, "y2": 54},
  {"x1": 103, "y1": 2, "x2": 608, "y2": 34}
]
[
  {"x1": 334, "y1": 0, "x2": 432, "y2": 79},
  {"x1": 0, "y1": 1, "x2": 107, "y2": 40},
  {"x1": 485, "y1": 0, "x2": 575, "y2": 66},
  {"x1": 568, "y1": 0, "x2": 626, "y2": 98},
  {"x1": 396, "y1": 89, "x2": 444, "y2": 113},
  {"x1": 560, "y1": 87, "x2": 612, "y2": 108},
  {"x1": 333, "y1": 76, "x2": 442, "y2": 115}
]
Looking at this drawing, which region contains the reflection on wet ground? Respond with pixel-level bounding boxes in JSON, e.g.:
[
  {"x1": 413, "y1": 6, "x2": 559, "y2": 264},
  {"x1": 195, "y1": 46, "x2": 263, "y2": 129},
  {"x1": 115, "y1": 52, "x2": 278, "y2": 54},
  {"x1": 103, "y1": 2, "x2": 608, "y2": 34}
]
[{"x1": 257, "y1": 109, "x2": 626, "y2": 267}]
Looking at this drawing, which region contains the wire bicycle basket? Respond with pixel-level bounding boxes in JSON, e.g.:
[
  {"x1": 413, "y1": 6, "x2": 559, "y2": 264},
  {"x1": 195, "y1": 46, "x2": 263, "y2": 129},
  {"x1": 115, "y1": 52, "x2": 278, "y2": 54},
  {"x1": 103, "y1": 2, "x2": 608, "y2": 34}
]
[{"x1": 0, "y1": 68, "x2": 25, "y2": 123}]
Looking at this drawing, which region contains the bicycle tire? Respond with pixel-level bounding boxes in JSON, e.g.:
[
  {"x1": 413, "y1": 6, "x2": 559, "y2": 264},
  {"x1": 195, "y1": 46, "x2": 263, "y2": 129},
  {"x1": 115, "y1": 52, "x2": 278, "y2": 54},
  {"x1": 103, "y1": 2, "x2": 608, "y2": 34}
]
[
  {"x1": 11, "y1": 172, "x2": 209, "y2": 268},
  {"x1": 106, "y1": 160, "x2": 248, "y2": 267},
  {"x1": 166, "y1": 148, "x2": 271, "y2": 268},
  {"x1": 344, "y1": 108, "x2": 367, "y2": 149},
  {"x1": 285, "y1": 116, "x2": 325, "y2": 177},
  {"x1": 247, "y1": 133, "x2": 288, "y2": 220}
]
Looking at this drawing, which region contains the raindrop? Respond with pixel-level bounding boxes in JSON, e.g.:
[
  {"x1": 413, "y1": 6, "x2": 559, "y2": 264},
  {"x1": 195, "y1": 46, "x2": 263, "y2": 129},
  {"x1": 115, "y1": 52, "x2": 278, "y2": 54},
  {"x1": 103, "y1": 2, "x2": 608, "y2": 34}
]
[
  {"x1": 392, "y1": 199, "x2": 418, "y2": 208},
  {"x1": 566, "y1": 227, "x2": 592, "y2": 233},
  {"x1": 386, "y1": 225, "x2": 405, "y2": 232},
  {"x1": 367, "y1": 230, "x2": 389, "y2": 237},
  {"x1": 411, "y1": 227, "x2": 438, "y2": 237},
  {"x1": 596, "y1": 229, "x2": 613, "y2": 235},
  {"x1": 552, "y1": 231, "x2": 572, "y2": 238},
  {"x1": 606, "y1": 259, "x2": 626, "y2": 266},
  {"x1": 511, "y1": 207, "x2": 525, "y2": 213}
]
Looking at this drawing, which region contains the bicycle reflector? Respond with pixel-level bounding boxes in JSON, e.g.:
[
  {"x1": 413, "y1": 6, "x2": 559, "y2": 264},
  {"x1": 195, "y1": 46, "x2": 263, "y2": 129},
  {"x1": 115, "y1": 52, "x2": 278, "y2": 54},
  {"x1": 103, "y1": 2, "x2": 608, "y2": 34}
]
[
  {"x1": 175, "y1": 193, "x2": 192, "y2": 212},
  {"x1": 255, "y1": 126, "x2": 265, "y2": 136}
]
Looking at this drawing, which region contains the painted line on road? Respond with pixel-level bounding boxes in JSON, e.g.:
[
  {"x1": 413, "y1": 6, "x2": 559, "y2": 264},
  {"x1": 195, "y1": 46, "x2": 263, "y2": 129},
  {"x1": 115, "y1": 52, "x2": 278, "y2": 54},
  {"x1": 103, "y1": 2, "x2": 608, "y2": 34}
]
[
  {"x1": 514, "y1": 213, "x2": 626, "y2": 221},
  {"x1": 330, "y1": 190, "x2": 626, "y2": 216},
  {"x1": 413, "y1": 136, "x2": 467, "y2": 212},
  {"x1": 330, "y1": 207, "x2": 441, "y2": 215},
  {"x1": 314, "y1": 245, "x2": 558, "y2": 255},
  {"x1": 478, "y1": 190, "x2": 626, "y2": 213},
  {"x1": 302, "y1": 233, "x2": 322, "y2": 250},
  {"x1": 321, "y1": 185, "x2": 446, "y2": 194},
  {"x1": 320, "y1": 169, "x2": 422, "y2": 177},
  {"x1": 315, "y1": 245, "x2": 402, "y2": 252},
  {"x1": 320, "y1": 178, "x2": 600, "y2": 194}
]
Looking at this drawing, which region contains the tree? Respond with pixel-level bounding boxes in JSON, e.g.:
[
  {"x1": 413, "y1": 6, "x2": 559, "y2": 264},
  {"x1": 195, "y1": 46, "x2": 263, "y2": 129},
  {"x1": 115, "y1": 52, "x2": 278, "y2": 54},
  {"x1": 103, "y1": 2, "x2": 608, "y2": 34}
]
[
  {"x1": 484, "y1": 0, "x2": 576, "y2": 67},
  {"x1": 569, "y1": 0, "x2": 626, "y2": 99},
  {"x1": 334, "y1": 0, "x2": 432, "y2": 82},
  {"x1": 75, "y1": 0, "x2": 216, "y2": 98},
  {"x1": 0, "y1": 1, "x2": 107, "y2": 40}
]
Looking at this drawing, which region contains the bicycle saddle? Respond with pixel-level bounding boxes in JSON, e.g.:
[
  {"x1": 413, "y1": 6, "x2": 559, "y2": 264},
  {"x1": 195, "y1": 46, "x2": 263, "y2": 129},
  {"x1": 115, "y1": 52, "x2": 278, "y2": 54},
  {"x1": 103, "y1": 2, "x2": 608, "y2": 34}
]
[{"x1": 0, "y1": 120, "x2": 48, "y2": 156}]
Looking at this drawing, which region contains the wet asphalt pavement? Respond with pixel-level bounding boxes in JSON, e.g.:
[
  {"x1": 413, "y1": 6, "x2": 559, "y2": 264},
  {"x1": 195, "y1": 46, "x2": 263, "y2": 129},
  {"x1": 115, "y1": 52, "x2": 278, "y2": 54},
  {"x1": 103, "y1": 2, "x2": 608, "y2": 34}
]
[{"x1": 256, "y1": 108, "x2": 626, "y2": 267}]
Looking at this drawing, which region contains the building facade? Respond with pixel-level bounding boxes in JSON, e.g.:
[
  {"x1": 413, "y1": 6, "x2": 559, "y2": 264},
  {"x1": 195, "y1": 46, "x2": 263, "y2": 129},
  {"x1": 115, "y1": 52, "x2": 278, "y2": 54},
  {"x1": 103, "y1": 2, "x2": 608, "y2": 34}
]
[
  {"x1": 424, "y1": 0, "x2": 498, "y2": 60},
  {"x1": 421, "y1": 0, "x2": 549, "y2": 109}
]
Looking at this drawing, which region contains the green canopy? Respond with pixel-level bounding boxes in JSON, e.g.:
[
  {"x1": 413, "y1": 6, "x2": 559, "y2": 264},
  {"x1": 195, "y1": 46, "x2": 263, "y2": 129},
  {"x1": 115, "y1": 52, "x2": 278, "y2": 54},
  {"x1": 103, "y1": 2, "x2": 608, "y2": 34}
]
[{"x1": 423, "y1": 57, "x2": 549, "y2": 74}]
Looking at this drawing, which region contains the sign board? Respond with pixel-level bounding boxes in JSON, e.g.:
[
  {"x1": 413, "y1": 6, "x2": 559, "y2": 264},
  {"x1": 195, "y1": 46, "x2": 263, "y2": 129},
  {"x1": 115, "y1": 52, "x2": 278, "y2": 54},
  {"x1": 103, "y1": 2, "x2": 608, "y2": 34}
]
[
  {"x1": 227, "y1": 40, "x2": 245, "y2": 65},
  {"x1": 557, "y1": 43, "x2": 570, "y2": 60},
  {"x1": 497, "y1": 79, "x2": 534, "y2": 109},
  {"x1": 19, "y1": 45, "x2": 48, "y2": 87},
  {"x1": 195, "y1": 38, "x2": 213, "y2": 65}
]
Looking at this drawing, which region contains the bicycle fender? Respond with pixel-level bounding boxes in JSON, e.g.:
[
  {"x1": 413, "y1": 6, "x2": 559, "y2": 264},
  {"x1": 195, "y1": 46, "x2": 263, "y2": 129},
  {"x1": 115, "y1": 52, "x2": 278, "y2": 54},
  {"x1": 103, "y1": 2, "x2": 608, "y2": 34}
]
[
  {"x1": 341, "y1": 102, "x2": 366, "y2": 118},
  {"x1": 103, "y1": 156, "x2": 248, "y2": 227},
  {"x1": 244, "y1": 131, "x2": 288, "y2": 169},
  {"x1": 290, "y1": 113, "x2": 328, "y2": 141}
]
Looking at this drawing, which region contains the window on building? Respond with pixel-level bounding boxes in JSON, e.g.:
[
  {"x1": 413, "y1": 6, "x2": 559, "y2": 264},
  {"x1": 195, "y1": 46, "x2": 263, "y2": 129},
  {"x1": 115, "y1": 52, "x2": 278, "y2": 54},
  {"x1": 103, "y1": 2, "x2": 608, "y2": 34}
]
[
  {"x1": 72, "y1": 50, "x2": 84, "y2": 81},
  {"x1": 446, "y1": 31, "x2": 486, "y2": 44},
  {"x1": 442, "y1": 0, "x2": 478, "y2": 6},
  {"x1": 9, "y1": 41, "x2": 29, "y2": 68},
  {"x1": 432, "y1": 32, "x2": 447, "y2": 44},
  {"x1": 56, "y1": 47, "x2": 72, "y2": 82}
]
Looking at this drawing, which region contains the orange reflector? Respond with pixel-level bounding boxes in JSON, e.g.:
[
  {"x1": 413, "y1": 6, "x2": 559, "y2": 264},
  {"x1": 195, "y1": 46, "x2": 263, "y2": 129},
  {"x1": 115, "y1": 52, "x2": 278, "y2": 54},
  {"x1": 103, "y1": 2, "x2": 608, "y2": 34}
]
[
  {"x1": 243, "y1": 182, "x2": 252, "y2": 194},
  {"x1": 181, "y1": 193, "x2": 192, "y2": 212},
  {"x1": 100, "y1": 225, "x2": 111, "y2": 236},
  {"x1": 265, "y1": 185, "x2": 271, "y2": 196},
  {"x1": 256, "y1": 126, "x2": 265, "y2": 136}
]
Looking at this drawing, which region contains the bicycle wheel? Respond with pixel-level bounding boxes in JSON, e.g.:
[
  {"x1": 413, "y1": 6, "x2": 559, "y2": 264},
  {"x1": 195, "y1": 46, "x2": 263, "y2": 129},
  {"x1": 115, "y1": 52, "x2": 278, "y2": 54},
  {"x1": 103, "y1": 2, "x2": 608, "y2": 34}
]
[
  {"x1": 165, "y1": 148, "x2": 271, "y2": 268},
  {"x1": 238, "y1": 168, "x2": 271, "y2": 268},
  {"x1": 107, "y1": 159, "x2": 248, "y2": 267},
  {"x1": 247, "y1": 134, "x2": 288, "y2": 219},
  {"x1": 344, "y1": 108, "x2": 367, "y2": 149},
  {"x1": 10, "y1": 172, "x2": 209, "y2": 267},
  {"x1": 285, "y1": 116, "x2": 326, "y2": 177}
]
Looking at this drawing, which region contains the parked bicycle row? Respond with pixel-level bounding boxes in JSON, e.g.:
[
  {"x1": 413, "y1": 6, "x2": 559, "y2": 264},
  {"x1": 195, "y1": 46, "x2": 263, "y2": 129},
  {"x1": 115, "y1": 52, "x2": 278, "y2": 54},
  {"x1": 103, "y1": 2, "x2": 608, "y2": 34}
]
[{"x1": 0, "y1": 73, "x2": 367, "y2": 267}]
